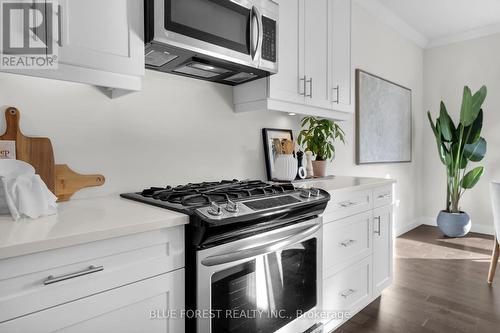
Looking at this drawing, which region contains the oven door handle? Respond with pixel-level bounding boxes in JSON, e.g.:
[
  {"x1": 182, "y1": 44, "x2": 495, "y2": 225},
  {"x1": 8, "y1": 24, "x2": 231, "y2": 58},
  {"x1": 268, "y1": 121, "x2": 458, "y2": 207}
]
[{"x1": 201, "y1": 223, "x2": 321, "y2": 267}]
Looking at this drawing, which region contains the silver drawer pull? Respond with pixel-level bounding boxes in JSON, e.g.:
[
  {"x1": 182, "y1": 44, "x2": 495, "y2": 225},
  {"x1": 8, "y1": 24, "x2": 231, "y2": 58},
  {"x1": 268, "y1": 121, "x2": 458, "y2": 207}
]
[
  {"x1": 377, "y1": 193, "x2": 391, "y2": 199},
  {"x1": 339, "y1": 201, "x2": 356, "y2": 208},
  {"x1": 44, "y1": 265, "x2": 103, "y2": 285},
  {"x1": 339, "y1": 239, "x2": 356, "y2": 247},
  {"x1": 341, "y1": 288, "x2": 356, "y2": 298}
]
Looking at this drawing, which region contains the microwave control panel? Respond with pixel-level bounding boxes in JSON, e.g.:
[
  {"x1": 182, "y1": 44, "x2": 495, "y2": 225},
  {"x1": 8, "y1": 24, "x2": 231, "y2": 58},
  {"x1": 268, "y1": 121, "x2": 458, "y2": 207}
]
[{"x1": 261, "y1": 16, "x2": 277, "y2": 63}]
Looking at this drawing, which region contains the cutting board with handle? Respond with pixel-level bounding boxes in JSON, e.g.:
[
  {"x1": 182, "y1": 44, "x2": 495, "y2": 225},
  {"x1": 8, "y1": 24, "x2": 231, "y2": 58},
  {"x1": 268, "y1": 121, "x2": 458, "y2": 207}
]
[
  {"x1": 0, "y1": 107, "x2": 56, "y2": 193},
  {"x1": 1, "y1": 107, "x2": 105, "y2": 201},
  {"x1": 55, "y1": 164, "x2": 105, "y2": 201}
]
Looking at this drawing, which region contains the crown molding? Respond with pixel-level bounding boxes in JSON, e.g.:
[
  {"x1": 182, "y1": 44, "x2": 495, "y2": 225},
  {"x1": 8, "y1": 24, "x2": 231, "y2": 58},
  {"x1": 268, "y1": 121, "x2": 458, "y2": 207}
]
[
  {"x1": 426, "y1": 22, "x2": 500, "y2": 49},
  {"x1": 354, "y1": 0, "x2": 429, "y2": 49}
]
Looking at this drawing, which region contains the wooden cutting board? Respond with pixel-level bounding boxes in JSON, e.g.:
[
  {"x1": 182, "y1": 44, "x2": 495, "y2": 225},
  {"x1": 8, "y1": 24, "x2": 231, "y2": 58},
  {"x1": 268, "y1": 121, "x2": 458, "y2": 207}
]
[
  {"x1": 0, "y1": 107, "x2": 55, "y2": 193},
  {"x1": 55, "y1": 164, "x2": 105, "y2": 201},
  {"x1": 1, "y1": 107, "x2": 105, "y2": 201}
]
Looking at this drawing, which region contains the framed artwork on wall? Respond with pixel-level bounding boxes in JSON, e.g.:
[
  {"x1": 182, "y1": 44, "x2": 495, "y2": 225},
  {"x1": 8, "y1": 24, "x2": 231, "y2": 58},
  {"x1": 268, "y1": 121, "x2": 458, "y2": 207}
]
[{"x1": 356, "y1": 69, "x2": 412, "y2": 164}]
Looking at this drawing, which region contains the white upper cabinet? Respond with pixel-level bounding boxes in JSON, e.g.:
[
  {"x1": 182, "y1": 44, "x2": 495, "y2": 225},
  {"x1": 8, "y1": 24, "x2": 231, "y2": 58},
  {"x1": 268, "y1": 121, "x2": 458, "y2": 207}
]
[
  {"x1": 1, "y1": 0, "x2": 144, "y2": 96},
  {"x1": 268, "y1": 0, "x2": 305, "y2": 105},
  {"x1": 57, "y1": 0, "x2": 144, "y2": 77},
  {"x1": 233, "y1": 0, "x2": 352, "y2": 119},
  {"x1": 330, "y1": 0, "x2": 352, "y2": 111},
  {"x1": 304, "y1": 0, "x2": 330, "y2": 109}
]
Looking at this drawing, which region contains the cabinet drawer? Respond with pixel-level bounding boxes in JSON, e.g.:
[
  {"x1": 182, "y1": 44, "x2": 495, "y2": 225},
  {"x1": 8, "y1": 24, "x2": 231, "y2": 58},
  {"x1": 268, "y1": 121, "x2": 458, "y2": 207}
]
[
  {"x1": 323, "y1": 212, "x2": 372, "y2": 278},
  {"x1": 0, "y1": 269, "x2": 185, "y2": 333},
  {"x1": 0, "y1": 227, "x2": 184, "y2": 322},
  {"x1": 373, "y1": 186, "x2": 393, "y2": 208},
  {"x1": 323, "y1": 256, "x2": 372, "y2": 315},
  {"x1": 323, "y1": 189, "x2": 372, "y2": 221}
]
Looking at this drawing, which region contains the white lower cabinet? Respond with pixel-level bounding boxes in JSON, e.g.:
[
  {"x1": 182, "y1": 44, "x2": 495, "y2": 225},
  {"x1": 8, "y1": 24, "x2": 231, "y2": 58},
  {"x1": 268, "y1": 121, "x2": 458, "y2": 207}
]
[
  {"x1": 321, "y1": 184, "x2": 394, "y2": 332},
  {"x1": 373, "y1": 205, "x2": 393, "y2": 295},
  {"x1": 1, "y1": 269, "x2": 184, "y2": 333},
  {"x1": 0, "y1": 227, "x2": 185, "y2": 333}
]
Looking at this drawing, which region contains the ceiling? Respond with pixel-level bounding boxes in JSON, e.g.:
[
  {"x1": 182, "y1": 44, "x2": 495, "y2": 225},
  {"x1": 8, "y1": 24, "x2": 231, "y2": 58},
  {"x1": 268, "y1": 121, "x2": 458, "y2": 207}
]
[{"x1": 361, "y1": 0, "x2": 500, "y2": 48}]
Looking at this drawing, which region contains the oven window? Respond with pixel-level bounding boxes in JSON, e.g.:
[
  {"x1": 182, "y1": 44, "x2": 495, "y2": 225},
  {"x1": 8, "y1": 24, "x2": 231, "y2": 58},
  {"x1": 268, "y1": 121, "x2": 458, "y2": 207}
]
[
  {"x1": 211, "y1": 238, "x2": 317, "y2": 333},
  {"x1": 166, "y1": 0, "x2": 250, "y2": 54}
]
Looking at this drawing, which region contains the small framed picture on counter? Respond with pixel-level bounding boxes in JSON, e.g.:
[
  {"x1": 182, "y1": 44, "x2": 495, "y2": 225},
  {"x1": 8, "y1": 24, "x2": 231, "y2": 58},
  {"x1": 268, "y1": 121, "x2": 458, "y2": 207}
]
[{"x1": 262, "y1": 128, "x2": 294, "y2": 181}]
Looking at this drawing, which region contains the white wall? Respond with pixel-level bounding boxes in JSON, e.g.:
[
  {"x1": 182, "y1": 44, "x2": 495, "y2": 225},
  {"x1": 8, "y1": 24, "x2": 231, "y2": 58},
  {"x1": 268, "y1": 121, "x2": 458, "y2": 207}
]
[
  {"x1": 423, "y1": 33, "x2": 500, "y2": 235},
  {"x1": 0, "y1": 2, "x2": 425, "y2": 235},
  {"x1": 329, "y1": 2, "x2": 424, "y2": 235},
  {"x1": 0, "y1": 70, "x2": 299, "y2": 197}
]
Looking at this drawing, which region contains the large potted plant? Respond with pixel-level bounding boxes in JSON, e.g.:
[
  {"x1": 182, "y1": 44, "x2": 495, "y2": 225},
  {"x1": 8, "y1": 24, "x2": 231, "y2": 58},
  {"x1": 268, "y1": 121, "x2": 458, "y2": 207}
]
[
  {"x1": 427, "y1": 85, "x2": 487, "y2": 237},
  {"x1": 297, "y1": 116, "x2": 346, "y2": 178}
]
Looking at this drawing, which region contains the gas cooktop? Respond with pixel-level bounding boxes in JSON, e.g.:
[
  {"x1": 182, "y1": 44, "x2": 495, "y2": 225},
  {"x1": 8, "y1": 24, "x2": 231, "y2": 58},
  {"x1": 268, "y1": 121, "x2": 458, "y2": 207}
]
[{"x1": 120, "y1": 179, "x2": 329, "y2": 223}]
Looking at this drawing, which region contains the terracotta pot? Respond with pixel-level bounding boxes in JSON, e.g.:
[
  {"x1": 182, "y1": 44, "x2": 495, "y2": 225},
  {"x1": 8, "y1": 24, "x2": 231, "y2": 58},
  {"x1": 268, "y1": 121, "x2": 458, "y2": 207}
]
[{"x1": 312, "y1": 160, "x2": 327, "y2": 178}]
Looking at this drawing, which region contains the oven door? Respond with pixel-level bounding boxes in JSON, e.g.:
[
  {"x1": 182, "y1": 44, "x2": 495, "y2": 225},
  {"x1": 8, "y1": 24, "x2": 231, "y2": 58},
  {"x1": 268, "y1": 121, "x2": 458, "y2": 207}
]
[
  {"x1": 153, "y1": 0, "x2": 277, "y2": 71},
  {"x1": 197, "y1": 218, "x2": 323, "y2": 333}
]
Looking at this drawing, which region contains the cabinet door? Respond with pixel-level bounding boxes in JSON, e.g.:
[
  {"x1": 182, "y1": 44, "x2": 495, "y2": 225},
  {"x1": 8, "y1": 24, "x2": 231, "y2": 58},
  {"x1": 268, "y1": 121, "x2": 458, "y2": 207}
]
[
  {"x1": 0, "y1": 269, "x2": 185, "y2": 333},
  {"x1": 373, "y1": 206, "x2": 393, "y2": 295},
  {"x1": 56, "y1": 0, "x2": 144, "y2": 76},
  {"x1": 330, "y1": 0, "x2": 352, "y2": 111},
  {"x1": 269, "y1": 0, "x2": 305, "y2": 104},
  {"x1": 304, "y1": 0, "x2": 331, "y2": 109}
]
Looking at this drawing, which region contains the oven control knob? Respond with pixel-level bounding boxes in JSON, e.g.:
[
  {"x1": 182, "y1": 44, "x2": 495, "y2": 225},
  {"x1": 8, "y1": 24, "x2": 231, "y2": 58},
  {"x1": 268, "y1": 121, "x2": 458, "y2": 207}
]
[
  {"x1": 300, "y1": 188, "x2": 311, "y2": 198},
  {"x1": 207, "y1": 202, "x2": 223, "y2": 216},
  {"x1": 310, "y1": 188, "x2": 320, "y2": 197},
  {"x1": 225, "y1": 199, "x2": 239, "y2": 213}
]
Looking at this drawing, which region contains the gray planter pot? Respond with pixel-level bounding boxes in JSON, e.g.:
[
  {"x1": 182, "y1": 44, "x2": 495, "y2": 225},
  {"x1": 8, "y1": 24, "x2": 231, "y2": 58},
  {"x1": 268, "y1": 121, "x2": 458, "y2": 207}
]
[{"x1": 437, "y1": 210, "x2": 471, "y2": 237}]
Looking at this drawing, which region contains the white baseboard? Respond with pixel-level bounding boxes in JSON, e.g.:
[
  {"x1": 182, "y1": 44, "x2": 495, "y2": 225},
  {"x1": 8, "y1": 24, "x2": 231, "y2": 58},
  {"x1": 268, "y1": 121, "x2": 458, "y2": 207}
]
[
  {"x1": 394, "y1": 218, "x2": 422, "y2": 237},
  {"x1": 420, "y1": 216, "x2": 495, "y2": 236}
]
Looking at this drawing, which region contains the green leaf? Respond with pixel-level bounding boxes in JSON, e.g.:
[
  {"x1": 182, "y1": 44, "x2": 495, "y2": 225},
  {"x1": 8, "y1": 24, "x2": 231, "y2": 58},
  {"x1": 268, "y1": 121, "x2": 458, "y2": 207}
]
[
  {"x1": 464, "y1": 137, "x2": 486, "y2": 162},
  {"x1": 459, "y1": 86, "x2": 473, "y2": 126},
  {"x1": 460, "y1": 86, "x2": 486, "y2": 126},
  {"x1": 438, "y1": 102, "x2": 455, "y2": 142},
  {"x1": 451, "y1": 143, "x2": 467, "y2": 169},
  {"x1": 427, "y1": 111, "x2": 438, "y2": 137},
  {"x1": 461, "y1": 166, "x2": 484, "y2": 189},
  {"x1": 465, "y1": 109, "x2": 483, "y2": 144},
  {"x1": 471, "y1": 85, "x2": 487, "y2": 120}
]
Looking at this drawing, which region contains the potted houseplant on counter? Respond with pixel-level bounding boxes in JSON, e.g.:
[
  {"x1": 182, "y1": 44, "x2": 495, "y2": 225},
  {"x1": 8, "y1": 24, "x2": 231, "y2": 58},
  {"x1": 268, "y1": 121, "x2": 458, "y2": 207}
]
[
  {"x1": 427, "y1": 85, "x2": 487, "y2": 237},
  {"x1": 297, "y1": 116, "x2": 346, "y2": 178}
]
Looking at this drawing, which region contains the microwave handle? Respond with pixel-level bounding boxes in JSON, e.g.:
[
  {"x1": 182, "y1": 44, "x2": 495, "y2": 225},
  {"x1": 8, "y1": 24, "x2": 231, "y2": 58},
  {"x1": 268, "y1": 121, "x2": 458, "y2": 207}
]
[
  {"x1": 250, "y1": 6, "x2": 262, "y2": 60},
  {"x1": 201, "y1": 223, "x2": 321, "y2": 267}
]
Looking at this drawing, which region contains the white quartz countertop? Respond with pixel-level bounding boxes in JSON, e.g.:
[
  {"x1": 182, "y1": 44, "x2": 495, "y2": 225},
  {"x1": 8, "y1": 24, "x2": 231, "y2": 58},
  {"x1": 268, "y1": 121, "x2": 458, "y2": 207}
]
[
  {"x1": 0, "y1": 195, "x2": 189, "y2": 260},
  {"x1": 293, "y1": 175, "x2": 396, "y2": 192}
]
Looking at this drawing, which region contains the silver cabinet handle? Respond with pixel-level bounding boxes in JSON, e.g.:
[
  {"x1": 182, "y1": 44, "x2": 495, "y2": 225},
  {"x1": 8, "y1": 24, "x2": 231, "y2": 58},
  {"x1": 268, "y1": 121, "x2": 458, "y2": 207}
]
[
  {"x1": 339, "y1": 239, "x2": 356, "y2": 247},
  {"x1": 339, "y1": 200, "x2": 356, "y2": 208},
  {"x1": 377, "y1": 193, "x2": 391, "y2": 199},
  {"x1": 201, "y1": 223, "x2": 321, "y2": 267},
  {"x1": 299, "y1": 76, "x2": 307, "y2": 95},
  {"x1": 306, "y1": 77, "x2": 313, "y2": 98},
  {"x1": 44, "y1": 265, "x2": 103, "y2": 285},
  {"x1": 374, "y1": 216, "x2": 381, "y2": 236},
  {"x1": 57, "y1": 5, "x2": 63, "y2": 47},
  {"x1": 341, "y1": 288, "x2": 356, "y2": 298},
  {"x1": 332, "y1": 85, "x2": 339, "y2": 103}
]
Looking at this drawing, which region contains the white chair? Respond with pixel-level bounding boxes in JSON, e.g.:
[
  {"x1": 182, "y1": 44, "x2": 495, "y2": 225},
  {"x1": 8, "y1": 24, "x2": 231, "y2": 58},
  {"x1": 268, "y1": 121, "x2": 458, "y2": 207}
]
[{"x1": 488, "y1": 182, "x2": 500, "y2": 284}]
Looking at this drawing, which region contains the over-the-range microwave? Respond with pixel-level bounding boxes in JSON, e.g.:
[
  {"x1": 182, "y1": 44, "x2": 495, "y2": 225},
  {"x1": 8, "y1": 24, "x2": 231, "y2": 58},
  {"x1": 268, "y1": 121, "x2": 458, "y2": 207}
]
[{"x1": 144, "y1": 0, "x2": 278, "y2": 86}]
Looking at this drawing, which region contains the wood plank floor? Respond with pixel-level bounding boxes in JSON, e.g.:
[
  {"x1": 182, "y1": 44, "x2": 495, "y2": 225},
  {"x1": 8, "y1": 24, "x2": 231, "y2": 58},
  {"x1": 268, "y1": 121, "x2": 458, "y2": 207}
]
[{"x1": 334, "y1": 225, "x2": 500, "y2": 333}]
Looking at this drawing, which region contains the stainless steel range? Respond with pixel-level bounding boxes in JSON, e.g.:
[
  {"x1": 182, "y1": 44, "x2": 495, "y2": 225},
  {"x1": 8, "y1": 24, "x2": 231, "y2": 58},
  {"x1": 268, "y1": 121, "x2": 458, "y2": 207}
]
[{"x1": 121, "y1": 180, "x2": 329, "y2": 333}]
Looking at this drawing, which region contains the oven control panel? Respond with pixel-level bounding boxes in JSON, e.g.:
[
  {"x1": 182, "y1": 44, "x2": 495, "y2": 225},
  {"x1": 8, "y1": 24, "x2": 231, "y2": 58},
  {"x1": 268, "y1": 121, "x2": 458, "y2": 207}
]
[
  {"x1": 261, "y1": 16, "x2": 276, "y2": 62},
  {"x1": 196, "y1": 189, "x2": 326, "y2": 220}
]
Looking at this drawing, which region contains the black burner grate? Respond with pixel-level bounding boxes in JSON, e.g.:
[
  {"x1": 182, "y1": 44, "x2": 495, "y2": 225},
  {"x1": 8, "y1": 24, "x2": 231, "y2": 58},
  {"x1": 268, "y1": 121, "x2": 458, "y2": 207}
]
[{"x1": 138, "y1": 180, "x2": 295, "y2": 207}]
